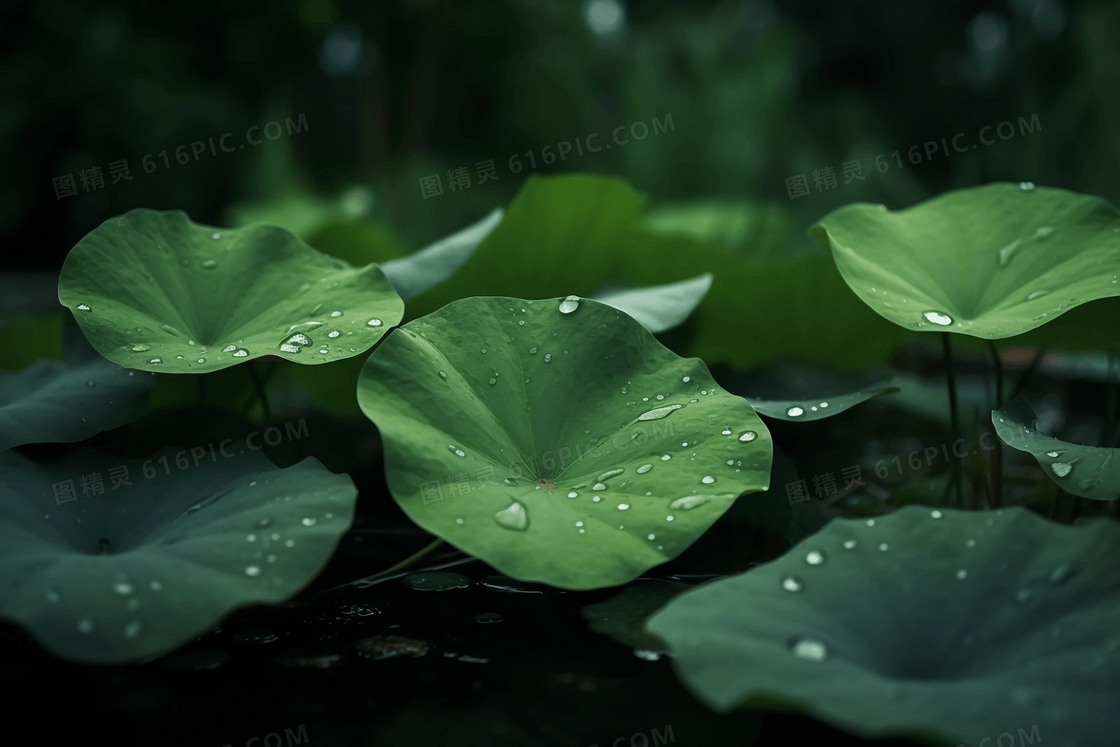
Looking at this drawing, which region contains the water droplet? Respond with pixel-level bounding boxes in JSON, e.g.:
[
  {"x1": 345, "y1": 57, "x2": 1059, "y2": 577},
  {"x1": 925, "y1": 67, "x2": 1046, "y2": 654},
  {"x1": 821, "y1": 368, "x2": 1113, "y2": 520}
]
[
  {"x1": 76, "y1": 303, "x2": 92, "y2": 311},
  {"x1": 1019, "y1": 182, "x2": 1035, "y2": 190},
  {"x1": 197, "y1": 358, "x2": 205, "y2": 364},
  {"x1": 480, "y1": 348, "x2": 487, "y2": 354},
  {"x1": 201, "y1": 259, "x2": 217, "y2": 269},
  {"x1": 966, "y1": 539, "x2": 975, "y2": 548},
  {"x1": 998, "y1": 239, "x2": 1022, "y2": 267},
  {"x1": 256, "y1": 518, "x2": 272, "y2": 528},
  {"x1": 301, "y1": 517, "x2": 317, "y2": 527},
  {"x1": 1028, "y1": 290, "x2": 1050, "y2": 301},
  {"x1": 544, "y1": 353, "x2": 552, "y2": 362},
  {"x1": 330, "y1": 311, "x2": 342, "y2": 318},
  {"x1": 233, "y1": 349, "x2": 249, "y2": 357},
  {"x1": 866, "y1": 519, "x2": 875, "y2": 526},
  {"x1": 1049, "y1": 563, "x2": 1075, "y2": 584},
  {"x1": 489, "y1": 378, "x2": 497, "y2": 386},
  {"x1": 682, "y1": 376, "x2": 690, "y2": 382},
  {"x1": 130, "y1": 343, "x2": 150, "y2": 352},
  {"x1": 211, "y1": 232, "x2": 221, "y2": 239},
  {"x1": 1035, "y1": 226, "x2": 1053, "y2": 240},
  {"x1": 438, "y1": 370, "x2": 447, "y2": 380},
  {"x1": 114, "y1": 582, "x2": 133, "y2": 595},
  {"x1": 661, "y1": 454, "x2": 671, "y2": 461},
  {"x1": 618, "y1": 503, "x2": 630, "y2": 510},
  {"x1": 637, "y1": 464, "x2": 653, "y2": 474},
  {"x1": 1046, "y1": 451, "x2": 1060, "y2": 458},
  {"x1": 739, "y1": 431, "x2": 757, "y2": 442},
  {"x1": 805, "y1": 550, "x2": 825, "y2": 565},
  {"x1": 930, "y1": 510, "x2": 942, "y2": 518},
  {"x1": 529, "y1": 347, "x2": 537, "y2": 355},
  {"x1": 638, "y1": 404, "x2": 682, "y2": 421},
  {"x1": 567, "y1": 491, "x2": 578, "y2": 498},
  {"x1": 843, "y1": 540, "x2": 856, "y2": 549},
  {"x1": 597, "y1": 469, "x2": 624, "y2": 482},
  {"x1": 367, "y1": 318, "x2": 383, "y2": 327},
  {"x1": 878, "y1": 542, "x2": 888, "y2": 551},
  {"x1": 494, "y1": 502, "x2": 528, "y2": 530},
  {"x1": 1050, "y1": 462, "x2": 1072, "y2": 477},
  {"x1": 701, "y1": 475, "x2": 716, "y2": 484},
  {"x1": 78, "y1": 617, "x2": 96, "y2": 634},
  {"x1": 923, "y1": 311, "x2": 953, "y2": 326},
  {"x1": 668, "y1": 494, "x2": 730, "y2": 510},
  {"x1": 782, "y1": 576, "x2": 803, "y2": 592},
  {"x1": 558, "y1": 295, "x2": 580, "y2": 314},
  {"x1": 149, "y1": 357, "x2": 163, "y2": 364},
  {"x1": 956, "y1": 569, "x2": 968, "y2": 580},
  {"x1": 819, "y1": 402, "x2": 828, "y2": 408},
  {"x1": 245, "y1": 565, "x2": 262, "y2": 576},
  {"x1": 789, "y1": 637, "x2": 828, "y2": 662},
  {"x1": 787, "y1": 406, "x2": 804, "y2": 417}
]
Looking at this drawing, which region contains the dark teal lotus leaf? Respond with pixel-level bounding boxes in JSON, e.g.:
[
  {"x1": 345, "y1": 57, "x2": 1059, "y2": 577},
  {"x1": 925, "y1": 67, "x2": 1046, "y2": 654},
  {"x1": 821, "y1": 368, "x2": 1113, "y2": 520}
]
[
  {"x1": 994, "y1": 399, "x2": 1119, "y2": 501},
  {"x1": 590, "y1": 273, "x2": 714, "y2": 333},
  {"x1": 581, "y1": 579, "x2": 691, "y2": 651},
  {"x1": 357, "y1": 296, "x2": 773, "y2": 590},
  {"x1": 0, "y1": 358, "x2": 156, "y2": 451},
  {"x1": 0, "y1": 447, "x2": 356, "y2": 664},
  {"x1": 721, "y1": 363, "x2": 898, "y2": 422},
  {"x1": 810, "y1": 183, "x2": 1120, "y2": 339},
  {"x1": 57, "y1": 208, "x2": 404, "y2": 374},
  {"x1": 647, "y1": 504, "x2": 1120, "y2": 746},
  {"x1": 381, "y1": 209, "x2": 504, "y2": 301}
]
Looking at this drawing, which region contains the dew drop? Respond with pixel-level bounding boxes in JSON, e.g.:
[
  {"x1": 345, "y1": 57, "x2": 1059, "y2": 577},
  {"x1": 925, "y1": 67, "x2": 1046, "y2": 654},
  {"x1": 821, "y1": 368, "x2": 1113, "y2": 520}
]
[
  {"x1": 661, "y1": 454, "x2": 671, "y2": 461},
  {"x1": 301, "y1": 517, "x2": 317, "y2": 526},
  {"x1": 782, "y1": 576, "x2": 803, "y2": 592},
  {"x1": 739, "y1": 431, "x2": 757, "y2": 442},
  {"x1": 114, "y1": 582, "x2": 133, "y2": 596},
  {"x1": 1050, "y1": 462, "x2": 1072, "y2": 477},
  {"x1": 567, "y1": 491, "x2": 578, "y2": 498},
  {"x1": 789, "y1": 638, "x2": 828, "y2": 662},
  {"x1": 878, "y1": 542, "x2": 889, "y2": 551},
  {"x1": 956, "y1": 569, "x2": 968, "y2": 580},
  {"x1": 245, "y1": 565, "x2": 262, "y2": 576},
  {"x1": 618, "y1": 503, "x2": 630, "y2": 510},
  {"x1": 1019, "y1": 182, "x2": 1035, "y2": 190},
  {"x1": 638, "y1": 404, "x2": 682, "y2": 421},
  {"x1": 1028, "y1": 290, "x2": 1050, "y2": 301},
  {"x1": 558, "y1": 295, "x2": 580, "y2": 314},
  {"x1": 923, "y1": 311, "x2": 953, "y2": 326},
  {"x1": 201, "y1": 259, "x2": 218, "y2": 269},
  {"x1": 131, "y1": 343, "x2": 150, "y2": 352},
  {"x1": 805, "y1": 550, "x2": 825, "y2": 566},
  {"x1": 930, "y1": 510, "x2": 942, "y2": 518},
  {"x1": 843, "y1": 540, "x2": 856, "y2": 549},
  {"x1": 544, "y1": 353, "x2": 552, "y2": 362},
  {"x1": 78, "y1": 617, "x2": 96, "y2": 634},
  {"x1": 637, "y1": 464, "x2": 653, "y2": 474},
  {"x1": 1046, "y1": 451, "x2": 1060, "y2": 458},
  {"x1": 367, "y1": 318, "x2": 383, "y2": 327},
  {"x1": 787, "y1": 406, "x2": 804, "y2": 417},
  {"x1": 223, "y1": 344, "x2": 237, "y2": 352},
  {"x1": 232, "y1": 349, "x2": 249, "y2": 357},
  {"x1": 76, "y1": 303, "x2": 92, "y2": 311},
  {"x1": 494, "y1": 502, "x2": 528, "y2": 531},
  {"x1": 150, "y1": 357, "x2": 163, "y2": 364},
  {"x1": 701, "y1": 475, "x2": 716, "y2": 484}
]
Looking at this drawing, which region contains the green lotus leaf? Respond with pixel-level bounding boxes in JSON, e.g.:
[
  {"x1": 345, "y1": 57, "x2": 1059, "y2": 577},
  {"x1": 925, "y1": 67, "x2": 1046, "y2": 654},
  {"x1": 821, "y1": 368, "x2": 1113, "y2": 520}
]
[
  {"x1": 380, "y1": 208, "x2": 504, "y2": 301},
  {"x1": 590, "y1": 273, "x2": 713, "y2": 333},
  {"x1": 581, "y1": 579, "x2": 691, "y2": 651},
  {"x1": 720, "y1": 363, "x2": 898, "y2": 422},
  {"x1": 357, "y1": 296, "x2": 773, "y2": 590},
  {"x1": 0, "y1": 358, "x2": 156, "y2": 451},
  {"x1": 0, "y1": 446, "x2": 356, "y2": 664},
  {"x1": 57, "y1": 208, "x2": 404, "y2": 374},
  {"x1": 994, "y1": 399, "x2": 1119, "y2": 501},
  {"x1": 810, "y1": 183, "x2": 1120, "y2": 339},
  {"x1": 647, "y1": 504, "x2": 1120, "y2": 745},
  {"x1": 406, "y1": 174, "x2": 905, "y2": 372}
]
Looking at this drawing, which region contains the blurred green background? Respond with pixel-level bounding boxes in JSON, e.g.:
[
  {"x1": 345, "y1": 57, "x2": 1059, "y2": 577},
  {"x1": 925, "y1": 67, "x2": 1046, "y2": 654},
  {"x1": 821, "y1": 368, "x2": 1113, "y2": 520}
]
[{"x1": 3, "y1": 0, "x2": 1114, "y2": 273}]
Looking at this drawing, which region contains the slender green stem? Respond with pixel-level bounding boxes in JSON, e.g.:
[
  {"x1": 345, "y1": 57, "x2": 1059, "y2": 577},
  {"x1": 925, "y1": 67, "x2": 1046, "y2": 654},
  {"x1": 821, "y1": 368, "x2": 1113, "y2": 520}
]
[
  {"x1": 988, "y1": 341, "x2": 1004, "y2": 509},
  {"x1": 942, "y1": 333, "x2": 964, "y2": 508},
  {"x1": 248, "y1": 362, "x2": 273, "y2": 421},
  {"x1": 320, "y1": 538, "x2": 445, "y2": 593}
]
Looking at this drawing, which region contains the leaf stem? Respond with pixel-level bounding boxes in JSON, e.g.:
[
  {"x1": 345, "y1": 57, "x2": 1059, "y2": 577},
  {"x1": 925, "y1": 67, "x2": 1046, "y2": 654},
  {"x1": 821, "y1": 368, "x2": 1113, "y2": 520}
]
[
  {"x1": 942, "y1": 332, "x2": 964, "y2": 508},
  {"x1": 320, "y1": 538, "x2": 446, "y2": 593},
  {"x1": 988, "y1": 341, "x2": 1003, "y2": 509}
]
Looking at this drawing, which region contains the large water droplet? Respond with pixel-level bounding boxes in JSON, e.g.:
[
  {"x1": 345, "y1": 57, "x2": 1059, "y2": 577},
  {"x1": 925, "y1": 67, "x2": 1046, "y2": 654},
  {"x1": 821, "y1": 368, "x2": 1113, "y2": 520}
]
[
  {"x1": 1019, "y1": 182, "x2": 1035, "y2": 190},
  {"x1": 701, "y1": 475, "x2": 716, "y2": 484},
  {"x1": 843, "y1": 540, "x2": 856, "y2": 549},
  {"x1": 639, "y1": 404, "x2": 683, "y2": 421},
  {"x1": 1050, "y1": 462, "x2": 1072, "y2": 477},
  {"x1": 223, "y1": 344, "x2": 237, "y2": 353},
  {"x1": 301, "y1": 517, "x2": 317, "y2": 526},
  {"x1": 787, "y1": 406, "x2": 804, "y2": 417},
  {"x1": 494, "y1": 502, "x2": 528, "y2": 531},
  {"x1": 367, "y1": 318, "x2": 383, "y2": 327},
  {"x1": 1046, "y1": 450, "x2": 1060, "y2": 458},
  {"x1": 131, "y1": 343, "x2": 150, "y2": 352},
  {"x1": 805, "y1": 550, "x2": 825, "y2": 565},
  {"x1": 232, "y1": 349, "x2": 249, "y2": 357},
  {"x1": 998, "y1": 239, "x2": 1022, "y2": 267},
  {"x1": 923, "y1": 311, "x2": 953, "y2": 326},
  {"x1": 245, "y1": 565, "x2": 262, "y2": 576},
  {"x1": 789, "y1": 637, "x2": 828, "y2": 662},
  {"x1": 782, "y1": 576, "x2": 803, "y2": 592},
  {"x1": 597, "y1": 468, "x2": 624, "y2": 482},
  {"x1": 149, "y1": 357, "x2": 163, "y2": 364},
  {"x1": 637, "y1": 464, "x2": 653, "y2": 474},
  {"x1": 739, "y1": 431, "x2": 757, "y2": 442},
  {"x1": 558, "y1": 295, "x2": 580, "y2": 314},
  {"x1": 76, "y1": 303, "x2": 92, "y2": 311}
]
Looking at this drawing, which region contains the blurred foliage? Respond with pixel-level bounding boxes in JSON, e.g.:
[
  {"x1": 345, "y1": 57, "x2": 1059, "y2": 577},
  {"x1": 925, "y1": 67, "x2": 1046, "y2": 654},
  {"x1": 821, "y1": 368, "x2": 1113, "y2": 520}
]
[{"x1": 4, "y1": 0, "x2": 1116, "y2": 274}]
